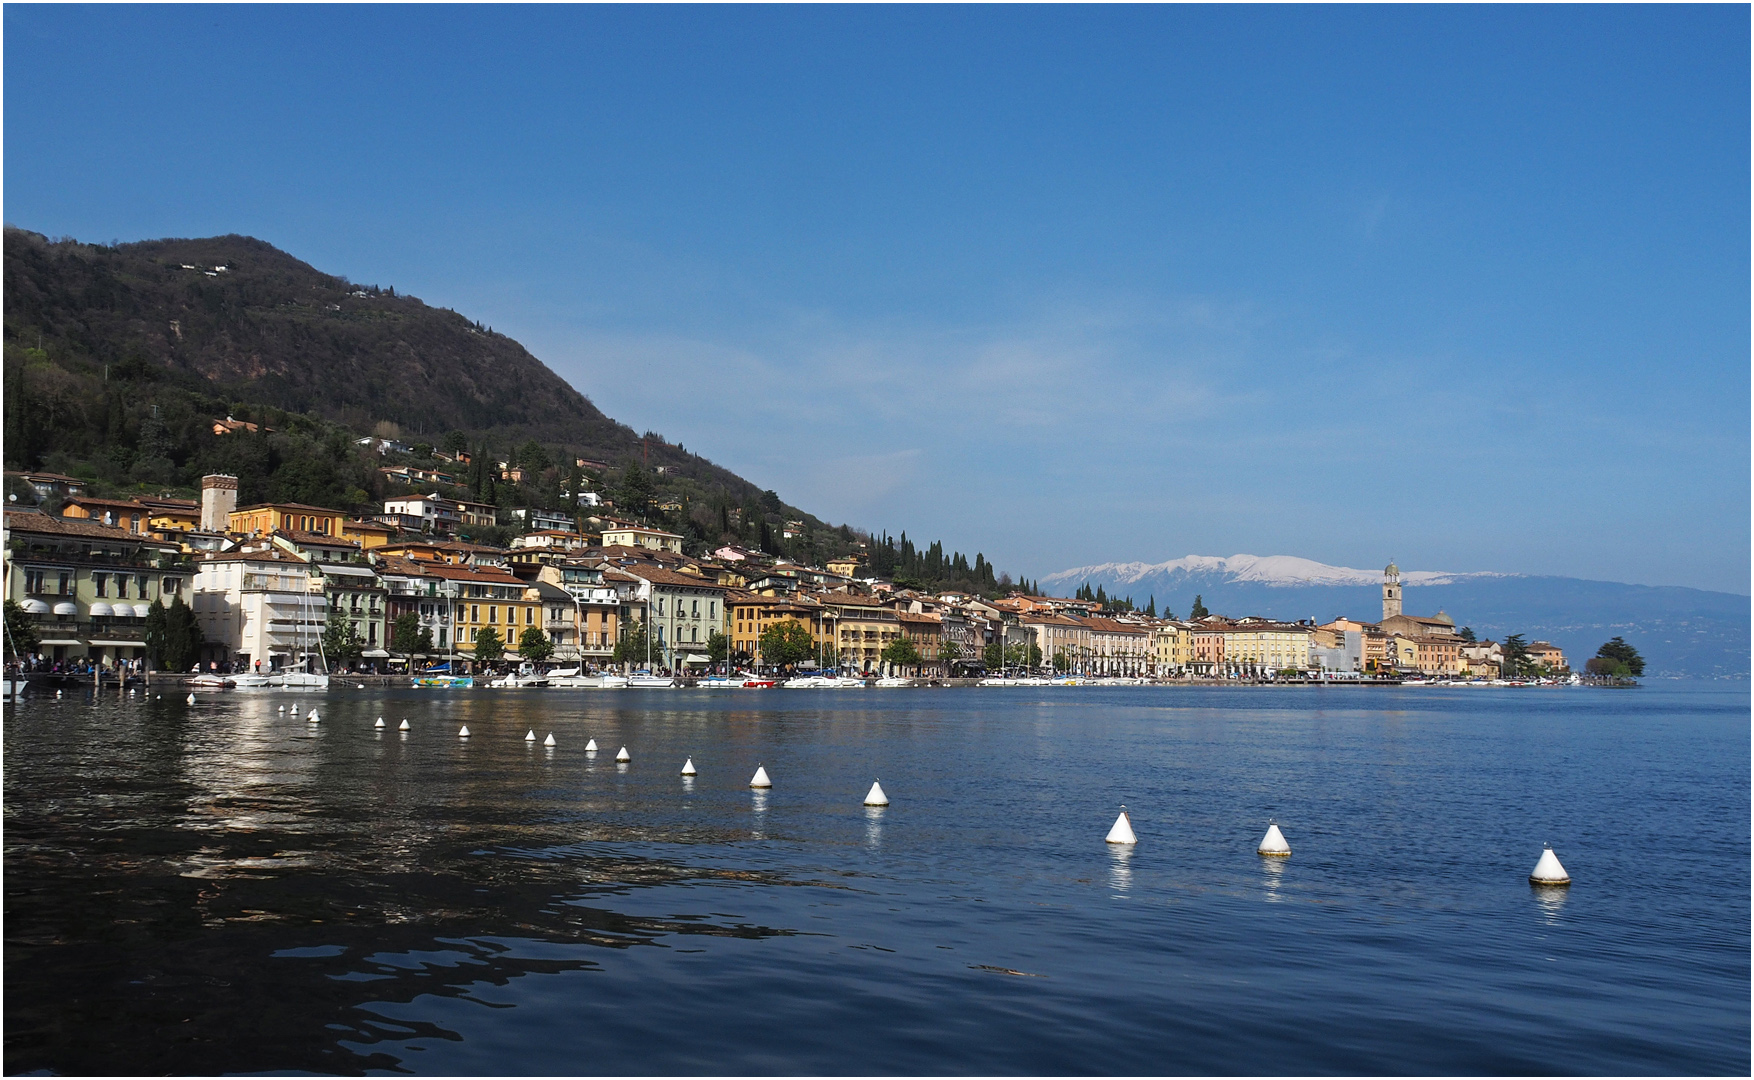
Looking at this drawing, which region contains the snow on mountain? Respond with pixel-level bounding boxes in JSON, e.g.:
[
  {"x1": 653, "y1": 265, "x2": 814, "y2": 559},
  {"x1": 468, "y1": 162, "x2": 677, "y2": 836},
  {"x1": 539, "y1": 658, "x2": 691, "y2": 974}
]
[{"x1": 1040, "y1": 554, "x2": 1507, "y2": 590}]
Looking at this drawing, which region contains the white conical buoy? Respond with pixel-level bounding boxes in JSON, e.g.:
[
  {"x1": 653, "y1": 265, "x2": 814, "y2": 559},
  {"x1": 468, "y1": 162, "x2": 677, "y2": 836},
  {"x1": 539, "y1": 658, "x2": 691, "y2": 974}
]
[
  {"x1": 278, "y1": 705, "x2": 285, "y2": 713},
  {"x1": 585, "y1": 738, "x2": 598, "y2": 753},
  {"x1": 1257, "y1": 819, "x2": 1291, "y2": 856},
  {"x1": 544, "y1": 733, "x2": 556, "y2": 747},
  {"x1": 864, "y1": 780, "x2": 889, "y2": 806},
  {"x1": 615, "y1": 746, "x2": 631, "y2": 762},
  {"x1": 681, "y1": 758, "x2": 697, "y2": 776},
  {"x1": 398, "y1": 718, "x2": 410, "y2": 731},
  {"x1": 374, "y1": 717, "x2": 385, "y2": 729},
  {"x1": 57, "y1": 690, "x2": 64, "y2": 698},
  {"x1": 525, "y1": 729, "x2": 536, "y2": 742},
  {"x1": 186, "y1": 692, "x2": 197, "y2": 704},
  {"x1": 1106, "y1": 807, "x2": 1137, "y2": 845},
  {"x1": 308, "y1": 711, "x2": 320, "y2": 724},
  {"x1": 750, "y1": 764, "x2": 772, "y2": 788},
  {"x1": 458, "y1": 725, "x2": 471, "y2": 738},
  {"x1": 1530, "y1": 845, "x2": 1571, "y2": 886}
]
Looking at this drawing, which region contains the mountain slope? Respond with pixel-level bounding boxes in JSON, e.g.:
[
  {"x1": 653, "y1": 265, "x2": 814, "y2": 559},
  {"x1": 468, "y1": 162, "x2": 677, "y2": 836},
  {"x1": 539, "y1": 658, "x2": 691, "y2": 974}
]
[
  {"x1": 1, "y1": 228, "x2": 762, "y2": 499},
  {"x1": 1043, "y1": 555, "x2": 1749, "y2": 678}
]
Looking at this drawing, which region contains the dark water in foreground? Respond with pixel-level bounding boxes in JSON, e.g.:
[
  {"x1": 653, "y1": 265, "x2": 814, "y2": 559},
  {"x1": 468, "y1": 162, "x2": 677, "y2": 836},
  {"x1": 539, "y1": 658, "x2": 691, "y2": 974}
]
[{"x1": 5, "y1": 683, "x2": 1747, "y2": 1075}]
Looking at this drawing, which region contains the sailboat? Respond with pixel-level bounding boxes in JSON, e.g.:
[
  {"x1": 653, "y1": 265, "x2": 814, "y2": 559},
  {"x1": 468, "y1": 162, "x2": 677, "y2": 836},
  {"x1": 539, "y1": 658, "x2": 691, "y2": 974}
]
[{"x1": 281, "y1": 580, "x2": 330, "y2": 690}]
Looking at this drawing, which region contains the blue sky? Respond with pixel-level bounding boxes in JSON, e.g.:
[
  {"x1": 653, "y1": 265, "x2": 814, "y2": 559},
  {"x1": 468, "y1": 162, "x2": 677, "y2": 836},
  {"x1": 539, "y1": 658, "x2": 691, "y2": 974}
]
[{"x1": 6, "y1": 6, "x2": 1748, "y2": 593}]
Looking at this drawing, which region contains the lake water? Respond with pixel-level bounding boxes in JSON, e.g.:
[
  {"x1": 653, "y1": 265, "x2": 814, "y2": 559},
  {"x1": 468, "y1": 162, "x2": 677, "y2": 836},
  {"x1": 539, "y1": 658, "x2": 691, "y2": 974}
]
[{"x1": 5, "y1": 682, "x2": 1747, "y2": 1075}]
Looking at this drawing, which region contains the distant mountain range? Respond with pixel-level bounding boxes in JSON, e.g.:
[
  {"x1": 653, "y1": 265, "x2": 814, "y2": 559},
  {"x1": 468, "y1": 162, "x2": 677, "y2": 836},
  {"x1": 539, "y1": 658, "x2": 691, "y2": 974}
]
[{"x1": 1041, "y1": 555, "x2": 1749, "y2": 678}]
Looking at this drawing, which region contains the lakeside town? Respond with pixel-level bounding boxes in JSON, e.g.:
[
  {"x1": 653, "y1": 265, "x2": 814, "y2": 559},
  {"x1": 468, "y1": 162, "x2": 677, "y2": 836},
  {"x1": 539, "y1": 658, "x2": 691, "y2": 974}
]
[{"x1": 3, "y1": 465, "x2": 1591, "y2": 689}]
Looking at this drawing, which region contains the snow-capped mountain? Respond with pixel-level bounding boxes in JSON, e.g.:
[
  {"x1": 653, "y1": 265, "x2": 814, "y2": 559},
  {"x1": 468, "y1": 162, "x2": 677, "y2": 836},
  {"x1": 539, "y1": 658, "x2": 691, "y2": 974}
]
[
  {"x1": 1037, "y1": 554, "x2": 1747, "y2": 678},
  {"x1": 1041, "y1": 554, "x2": 1505, "y2": 591}
]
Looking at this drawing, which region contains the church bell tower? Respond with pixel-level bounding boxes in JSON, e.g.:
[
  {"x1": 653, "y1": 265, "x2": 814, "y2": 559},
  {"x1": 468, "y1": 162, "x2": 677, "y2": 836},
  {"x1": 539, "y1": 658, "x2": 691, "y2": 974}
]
[{"x1": 1382, "y1": 561, "x2": 1402, "y2": 621}]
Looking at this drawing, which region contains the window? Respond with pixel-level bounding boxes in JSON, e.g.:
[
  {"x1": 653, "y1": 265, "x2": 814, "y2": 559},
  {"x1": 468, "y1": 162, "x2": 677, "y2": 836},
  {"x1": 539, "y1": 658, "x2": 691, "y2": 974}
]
[
  {"x1": 137, "y1": 574, "x2": 149, "y2": 598},
  {"x1": 657, "y1": 598, "x2": 665, "y2": 616},
  {"x1": 439, "y1": 628, "x2": 448, "y2": 647},
  {"x1": 471, "y1": 605, "x2": 480, "y2": 623},
  {"x1": 24, "y1": 570, "x2": 44, "y2": 593},
  {"x1": 488, "y1": 606, "x2": 497, "y2": 624},
  {"x1": 691, "y1": 599, "x2": 699, "y2": 617},
  {"x1": 709, "y1": 602, "x2": 716, "y2": 620},
  {"x1": 526, "y1": 607, "x2": 534, "y2": 625},
  {"x1": 469, "y1": 628, "x2": 477, "y2": 642},
  {"x1": 116, "y1": 575, "x2": 129, "y2": 599},
  {"x1": 93, "y1": 573, "x2": 107, "y2": 597}
]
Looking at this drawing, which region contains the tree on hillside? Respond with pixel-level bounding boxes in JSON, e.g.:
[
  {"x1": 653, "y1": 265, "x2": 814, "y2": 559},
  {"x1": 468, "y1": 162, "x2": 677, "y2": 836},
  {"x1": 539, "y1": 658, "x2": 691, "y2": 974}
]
[
  {"x1": 1591, "y1": 636, "x2": 1645, "y2": 677},
  {"x1": 1190, "y1": 594, "x2": 1209, "y2": 619},
  {"x1": 1145, "y1": 596, "x2": 1157, "y2": 617},
  {"x1": 473, "y1": 626, "x2": 505, "y2": 665},
  {"x1": 518, "y1": 626, "x2": 553, "y2": 663},
  {"x1": 442, "y1": 431, "x2": 469, "y2": 455},
  {"x1": 515, "y1": 440, "x2": 552, "y2": 473},
  {"x1": 617, "y1": 459, "x2": 654, "y2": 519},
  {"x1": 759, "y1": 619, "x2": 815, "y2": 669}
]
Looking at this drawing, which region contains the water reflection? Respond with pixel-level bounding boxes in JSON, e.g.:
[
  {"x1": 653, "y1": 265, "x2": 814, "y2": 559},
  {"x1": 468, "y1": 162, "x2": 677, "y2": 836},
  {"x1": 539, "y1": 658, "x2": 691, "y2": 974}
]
[
  {"x1": 1107, "y1": 844, "x2": 1133, "y2": 896},
  {"x1": 1259, "y1": 852, "x2": 1286, "y2": 902},
  {"x1": 1531, "y1": 883, "x2": 1569, "y2": 923},
  {"x1": 863, "y1": 805, "x2": 884, "y2": 849}
]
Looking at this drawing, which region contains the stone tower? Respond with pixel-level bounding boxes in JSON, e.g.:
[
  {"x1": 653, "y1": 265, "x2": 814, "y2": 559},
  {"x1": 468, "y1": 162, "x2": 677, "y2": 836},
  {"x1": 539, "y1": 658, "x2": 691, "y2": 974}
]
[
  {"x1": 201, "y1": 474, "x2": 238, "y2": 532},
  {"x1": 1382, "y1": 560, "x2": 1402, "y2": 621}
]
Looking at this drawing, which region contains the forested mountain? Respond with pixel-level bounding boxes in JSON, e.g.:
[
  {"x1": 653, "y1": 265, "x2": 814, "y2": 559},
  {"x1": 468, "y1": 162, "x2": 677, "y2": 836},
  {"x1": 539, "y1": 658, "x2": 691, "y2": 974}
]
[
  {"x1": 3, "y1": 227, "x2": 748, "y2": 493},
  {"x1": 1, "y1": 228, "x2": 1017, "y2": 594}
]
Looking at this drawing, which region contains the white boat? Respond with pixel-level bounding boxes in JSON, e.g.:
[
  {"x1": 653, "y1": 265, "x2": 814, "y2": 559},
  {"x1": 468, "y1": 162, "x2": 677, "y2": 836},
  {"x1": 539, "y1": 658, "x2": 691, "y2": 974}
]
[
  {"x1": 783, "y1": 675, "x2": 825, "y2": 688},
  {"x1": 280, "y1": 671, "x2": 330, "y2": 690},
  {"x1": 598, "y1": 674, "x2": 630, "y2": 689},
  {"x1": 874, "y1": 676, "x2": 913, "y2": 688},
  {"x1": 231, "y1": 673, "x2": 275, "y2": 688},
  {"x1": 188, "y1": 674, "x2": 235, "y2": 690},
  {"x1": 629, "y1": 672, "x2": 673, "y2": 688},
  {"x1": 699, "y1": 675, "x2": 736, "y2": 688}
]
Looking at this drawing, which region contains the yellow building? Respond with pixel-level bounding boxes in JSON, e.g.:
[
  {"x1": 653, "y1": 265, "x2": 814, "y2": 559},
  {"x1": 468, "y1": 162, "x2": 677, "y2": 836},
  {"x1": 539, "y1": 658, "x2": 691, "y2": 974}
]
[
  {"x1": 728, "y1": 595, "x2": 833, "y2": 662},
  {"x1": 826, "y1": 557, "x2": 864, "y2": 578},
  {"x1": 1153, "y1": 622, "x2": 1194, "y2": 675},
  {"x1": 820, "y1": 594, "x2": 902, "y2": 672},
  {"x1": 426, "y1": 564, "x2": 541, "y2": 658},
  {"x1": 600, "y1": 525, "x2": 684, "y2": 554},
  {"x1": 1220, "y1": 621, "x2": 1313, "y2": 673},
  {"x1": 341, "y1": 518, "x2": 395, "y2": 550},
  {"x1": 230, "y1": 502, "x2": 347, "y2": 538}
]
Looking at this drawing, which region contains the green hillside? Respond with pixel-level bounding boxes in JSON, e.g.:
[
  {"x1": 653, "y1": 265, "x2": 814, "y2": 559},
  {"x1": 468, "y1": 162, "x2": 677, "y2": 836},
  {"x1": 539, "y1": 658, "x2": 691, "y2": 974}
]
[{"x1": 2, "y1": 228, "x2": 1020, "y2": 593}]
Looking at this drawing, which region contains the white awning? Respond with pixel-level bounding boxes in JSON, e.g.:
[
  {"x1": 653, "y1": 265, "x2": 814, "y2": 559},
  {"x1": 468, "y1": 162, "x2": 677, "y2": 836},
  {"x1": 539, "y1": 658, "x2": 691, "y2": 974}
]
[
  {"x1": 362, "y1": 649, "x2": 390, "y2": 658},
  {"x1": 681, "y1": 653, "x2": 710, "y2": 664},
  {"x1": 38, "y1": 638, "x2": 84, "y2": 646},
  {"x1": 88, "y1": 640, "x2": 143, "y2": 647},
  {"x1": 88, "y1": 602, "x2": 114, "y2": 617},
  {"x1": 52, "y1": 602, "x2": 78, "y2": 616},
  {"x1": 19, "y1": 599, "x2": 49, "y2": 614},
  {"x1": 132, "y1": 603, "x2": 153, "y2": 618}
]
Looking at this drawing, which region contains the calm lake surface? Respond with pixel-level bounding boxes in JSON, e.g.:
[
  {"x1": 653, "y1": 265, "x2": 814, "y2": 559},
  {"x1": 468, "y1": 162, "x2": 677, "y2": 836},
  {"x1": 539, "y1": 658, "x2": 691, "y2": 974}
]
[{"x1": 5, "y1": 682, "x2": 1748, "y2": 1075}]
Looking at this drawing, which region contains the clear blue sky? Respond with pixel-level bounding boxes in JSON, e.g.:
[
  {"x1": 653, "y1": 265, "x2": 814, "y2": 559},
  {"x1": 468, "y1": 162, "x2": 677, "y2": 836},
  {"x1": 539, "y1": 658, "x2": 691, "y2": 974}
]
[{"x1": 6, "y1": 6, "x2": 1747, "y2": 593}]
